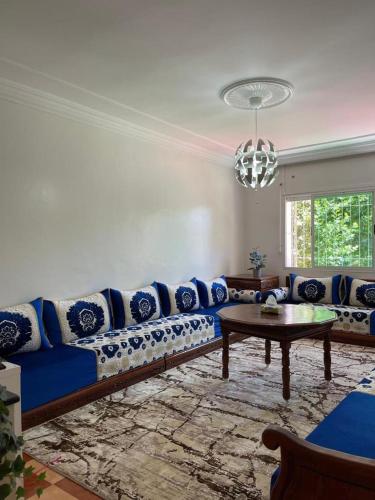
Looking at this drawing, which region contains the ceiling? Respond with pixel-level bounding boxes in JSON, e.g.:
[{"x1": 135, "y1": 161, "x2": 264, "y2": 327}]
[{"x1": 0, "y1": 0, "x2": 374, "y2": 157}]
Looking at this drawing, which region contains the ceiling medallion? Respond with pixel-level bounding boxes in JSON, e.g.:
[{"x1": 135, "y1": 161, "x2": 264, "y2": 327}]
[{"x1": 220, "y1": 77, "x2": 294, "y2": 189}]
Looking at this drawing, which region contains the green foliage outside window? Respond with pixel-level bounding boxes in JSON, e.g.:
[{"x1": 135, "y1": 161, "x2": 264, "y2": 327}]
[
  {"x1": 288, "y1": 192, "x2": 373, "y2": 268},
  {"x1": 294, "y1": 199, "x2": 311, "y2": 268},
  {"x1": 314, "y1": 192, "x2": 373, "y2": 267}
]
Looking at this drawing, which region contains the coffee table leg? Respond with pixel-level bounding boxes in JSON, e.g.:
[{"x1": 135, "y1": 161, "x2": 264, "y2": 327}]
[
  {"x1": 324, "y1": 330, "x2": 332, "y2": 381},
  {"x1": 265, "y1": 339, "x2": 271, "y2": 365},
  {"x1": 281, "y1": 341, "x2": 291, "y2": 400},
  {"x1": 222, "y1": 329, "x2": 229, "y2": 379}
]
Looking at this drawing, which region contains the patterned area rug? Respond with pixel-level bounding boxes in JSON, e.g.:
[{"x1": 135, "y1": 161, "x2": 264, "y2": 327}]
[{"x1": 24, "y1": 338, "x2": 375, "y2": 500}]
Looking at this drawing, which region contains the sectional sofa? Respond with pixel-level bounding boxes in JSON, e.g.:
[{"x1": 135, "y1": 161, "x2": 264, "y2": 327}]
[
  {"x1": 264, "y1": 274, "x2": 375, "y2": 347},
  {"x1": 0, "y1": 276, "x2": 261, "y2": 429}
]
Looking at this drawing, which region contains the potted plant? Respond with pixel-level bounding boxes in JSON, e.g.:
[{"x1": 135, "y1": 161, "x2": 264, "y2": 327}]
[
  {"x1": 0, "y1": 385, "x2": 44, "y2": 499},
  {"x1": 248, "y1": 249, "x2": 267, "y2": 278}
]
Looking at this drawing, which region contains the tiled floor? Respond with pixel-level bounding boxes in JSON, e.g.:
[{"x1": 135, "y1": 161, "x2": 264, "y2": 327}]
[{"x1": 24, "y1": 454, "x2": 101, "y2": 499}]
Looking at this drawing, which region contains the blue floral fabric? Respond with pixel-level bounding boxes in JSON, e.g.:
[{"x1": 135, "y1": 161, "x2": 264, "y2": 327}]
[
  {"x1": 344, "y1": 277, "x2": 375, "y2": 308},
  {"x1": 110, "y1": 285, "x2": 162, "y2": 329},
  {"x1": 175, "y1": 286, "x2": 197, "y2": 311},
  {"x1": 290, "y1": 274, "x2": 341, "y2": 304},
  {"x1": 196, "y1": 276, "x2": 229, "y2": 308},
  {"x1": 0, "y1": 298, "x2": 51, "y2": 357},
  {"x1": 66, "y1": 301, "x2": 105, "y2": 339},
  {"x1": 314, "y1": 303, "x2": 375, "y2": 335},
  {"x1": 44, "y1": 291, "x2": 112, "y2": 344},
  {"x1": 298, "y1": 279, "x2": 326, "y2": 302},
  {"x1": 156, "y1": 280, "x2": 200, "y2": 316},
  {"x1": 70, "y1": 313, "x2": 215, "y2": 379},
  {"x1": 130, "y1": 291, "x2": 157, "y2": 323}
]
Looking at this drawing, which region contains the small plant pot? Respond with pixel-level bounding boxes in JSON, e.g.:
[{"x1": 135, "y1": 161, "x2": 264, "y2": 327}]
[{"x1": 253, "y1": 268, "x2": 262, "y2": 278}]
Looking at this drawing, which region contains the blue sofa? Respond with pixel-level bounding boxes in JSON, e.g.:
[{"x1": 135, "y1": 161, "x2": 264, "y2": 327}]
[
  {"x1": 264, "y1": 284, "x2": 375, "y2": 344},
  {"x1": 10, "y1": 300, "x2": 240, "y2": 414},
  {"x1": 265, "y1": 370, "x2": 375, "y2": 498}
]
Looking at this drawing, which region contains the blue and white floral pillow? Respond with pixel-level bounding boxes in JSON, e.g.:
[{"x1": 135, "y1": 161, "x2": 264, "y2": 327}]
[
  {"x1": 290, "y1": 274, "x2": 341, "y2": 304},
  {"x1": 44, "y1": 290, "x2": 112, "y2": 344},
  {"x1": 156, "y1": 279, "x2": 200, "y2": 316},
  {"x1": 196, "y1": 276, "x2": 229, "y2": 308},
  {"x1": 0, "y1": 298, "x2": 51, "y2": 357},
  {"x1": 344, "y1": 277, "x2": 375, "y2": 308},
  {"x1": 110, "y1": 284, "x2": 162, "y2": 329}
]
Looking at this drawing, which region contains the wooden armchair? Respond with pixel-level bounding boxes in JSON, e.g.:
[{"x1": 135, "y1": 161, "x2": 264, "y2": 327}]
[{"x1": 262, "y1": 425, "x2": 375, "y2": 500}]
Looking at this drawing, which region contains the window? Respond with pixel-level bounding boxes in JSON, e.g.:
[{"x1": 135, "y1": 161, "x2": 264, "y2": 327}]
[{"x1": 285, "y1": 192, "x2": 374, "y2": 268}]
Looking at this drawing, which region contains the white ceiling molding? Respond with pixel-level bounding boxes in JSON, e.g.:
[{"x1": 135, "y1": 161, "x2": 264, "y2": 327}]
[
  {"x1": 0, "y1": 76, "x2": 374, "y2": 168},
  {"x1": 279, "y1": 135, "x2": 375, "y2": 165},
  {"x1": 0, "y1": 77, "x2": 232, "y2": 166}
]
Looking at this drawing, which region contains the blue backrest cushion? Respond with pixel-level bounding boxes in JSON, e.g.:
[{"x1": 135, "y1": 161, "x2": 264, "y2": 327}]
[
  {"x1": 196, "y1": 276, "x2": 229, "y2": 308},
  {"x1": 344, "y1": 276, "x2": 375, "y2": 308},
  {"x1": 44, "y1": 289, "x2": 112, "y2": 345},
  {"x1": 0, "y1": 297, "x2": 51, "y2": 357},
  {"x1": 156, "y1": 279, "x2": 200, "y2": 316},
  {"x1": 110, "y1": 284, "x2": 162, "y2": 329},
  {"x1": 290, "y1": 273, "x2": 341, "y2": 304}
]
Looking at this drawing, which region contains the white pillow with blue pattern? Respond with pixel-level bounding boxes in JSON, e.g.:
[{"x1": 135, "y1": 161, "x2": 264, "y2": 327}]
[
  {"x1": 156, "y1": 279, "x2": 200, "y2": 316},
  {"x1": 0, "y1": 298, "x2": 51, "y2": 357},
  {"x1": 261, "y1": 287, "x2": 289, "y2": 303},
  {"x1": 344, "y1": 277, "x2": 375, "y2": 308},
  {"x1": 196, "y1": 276, "x2": 229, "y2": 308},
  {"x1": 110, "y1": 284, "x2": 162, "y2": 329},
  {"x1": 229, "y1": 288, "x2": 261, "y2": 303},
  {"x1": 43, "y1": 290, "x2": 112, "y2": 344},
  {"x1": 290, "y1": 273, "x2": 341, "y2": 304}
]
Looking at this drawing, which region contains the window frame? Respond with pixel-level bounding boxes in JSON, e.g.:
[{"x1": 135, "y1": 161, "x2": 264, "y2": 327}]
[{"x1": 283, "y1": 188, "x2": 375, "y2": 271}]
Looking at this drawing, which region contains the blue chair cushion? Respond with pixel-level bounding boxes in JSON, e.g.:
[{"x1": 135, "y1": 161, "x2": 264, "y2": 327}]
[
  {"x1": 271, "y1": 391, "x2": 375, "y2": 490},
  {"x1": 0, "y1": 297, "x2": 51, "y2": 357},
  {"x1": 10, "y1": 344, "x2": 97, "y2": 412},
  {"x1": 44, "y1": 289, "x2": 112, "y2": 345}
]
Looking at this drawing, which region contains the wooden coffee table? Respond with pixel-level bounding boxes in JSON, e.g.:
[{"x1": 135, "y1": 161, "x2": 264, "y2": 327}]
[{"x1": 217, "y1": 304, "x2": 337, "y2": 400}]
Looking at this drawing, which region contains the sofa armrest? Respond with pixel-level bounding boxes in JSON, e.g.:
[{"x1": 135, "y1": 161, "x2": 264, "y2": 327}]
[
  {"x1": 262, "y1": 424, "x2": 375, "y2": 500},
  {"x1": 261, "y1": 287, "x2": 289, "y2": 303},
  {"x1": 228, "y1": 288, "x2": 261, "y2": 304}
]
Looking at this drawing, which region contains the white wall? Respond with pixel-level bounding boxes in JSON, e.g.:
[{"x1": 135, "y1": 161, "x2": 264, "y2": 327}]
[
  {"x1": 0, "y1": 98, "x2": 245, "y2": 306},
  {"x1": 244, "y1": 153, "x2": 375, "y2": 284}
]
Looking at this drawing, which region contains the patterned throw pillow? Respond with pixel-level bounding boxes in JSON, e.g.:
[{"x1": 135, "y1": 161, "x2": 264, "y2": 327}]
[
  {"x1": 290, "y1": 274, "x2": 341, "y2": 304},
  {"x1": 344, "y1": 277, "x2": 375, "y2": 308},
  {"x1": 262, "y1": 287, "x2": 289, "y2": 303},
  {"x1": 44, "y1": 290, "x2": 112, "y2": 344},
  {"x1": 0, "y1": 298, "x2": 51, "y2": 357},
  {"x1": 110, "y1": 284, "x2": 162, "y2": 329},
  {"x1": 229, "y1": 288, "x2": 261, "y2": 303},
  {"x1": 156, "y1": 279, "x2": 200, "y2": 316},
  {"x1": 196, "y1": 276, "x2": 229, "y2": 308}
]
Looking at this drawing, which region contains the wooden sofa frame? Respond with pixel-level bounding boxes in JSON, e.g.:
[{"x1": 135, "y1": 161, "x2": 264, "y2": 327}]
[
  {"x1": 22, "y1": 332, "x2": 247, "y2": 430},
  {"x1": 285, "y1": 276, "x2": 375, "y2": 347},
  {"x1": 262, "y1": 425, "x2": 375, "y2": 499}
]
